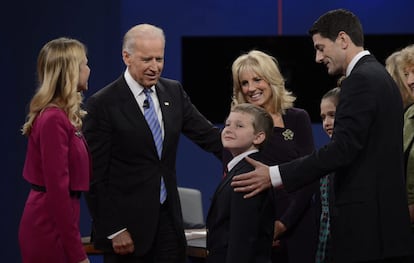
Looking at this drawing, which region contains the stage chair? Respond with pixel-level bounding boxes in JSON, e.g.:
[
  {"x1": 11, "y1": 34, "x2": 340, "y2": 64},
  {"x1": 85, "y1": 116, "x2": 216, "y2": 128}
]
[{"x1": 178, "y1": 187, "x2": 205, "y2": 229}]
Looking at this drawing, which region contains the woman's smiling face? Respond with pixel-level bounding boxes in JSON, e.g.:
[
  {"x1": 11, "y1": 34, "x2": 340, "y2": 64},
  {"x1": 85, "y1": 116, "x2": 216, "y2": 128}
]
[{"x1": 239, "y1": 69, "x2": 273, "y2": 109}]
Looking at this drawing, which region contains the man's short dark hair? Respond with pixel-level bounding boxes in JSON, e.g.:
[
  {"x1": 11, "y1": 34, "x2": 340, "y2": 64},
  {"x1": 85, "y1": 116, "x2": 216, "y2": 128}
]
[{"x1": 308, "y1": 9, "x2": 364, "y2": 47}]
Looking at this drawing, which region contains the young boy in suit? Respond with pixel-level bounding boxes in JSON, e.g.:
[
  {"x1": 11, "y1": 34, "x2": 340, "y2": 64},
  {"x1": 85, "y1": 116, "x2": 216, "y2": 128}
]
[{"x1": 206, "y1": 103, "x2": 274, "y2": 263}]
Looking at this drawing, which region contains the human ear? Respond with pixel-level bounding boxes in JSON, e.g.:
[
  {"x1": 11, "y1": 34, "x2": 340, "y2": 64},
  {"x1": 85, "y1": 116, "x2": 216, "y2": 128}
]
[
  {"x1": 122, "y1": 50, "x2": 131, "y2": 66},
  {"x1": 337, "y1": 31, "x2": 350, "y2": 49},
  {"x1": 253, "y1": 131, "x2": 266, "y2": 145}
]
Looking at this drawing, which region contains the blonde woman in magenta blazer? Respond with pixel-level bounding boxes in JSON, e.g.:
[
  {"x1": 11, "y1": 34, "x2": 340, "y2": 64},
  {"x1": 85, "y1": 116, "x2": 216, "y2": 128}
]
[{"x1": 19, "y1": 38, "x2": 91, "y2": 263}]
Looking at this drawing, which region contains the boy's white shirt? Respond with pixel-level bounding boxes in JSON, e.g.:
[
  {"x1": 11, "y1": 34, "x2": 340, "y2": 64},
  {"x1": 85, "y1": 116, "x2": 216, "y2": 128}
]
[{"x1": 227, "y1": 149, "x2": 258, "y2": 172}]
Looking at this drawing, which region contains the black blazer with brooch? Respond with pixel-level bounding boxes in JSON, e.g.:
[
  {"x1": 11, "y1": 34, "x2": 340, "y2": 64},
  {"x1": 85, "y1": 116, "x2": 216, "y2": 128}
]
[
  {"x1": 83, "y1": 75, "x2": 222, "y2": 258},
  {"x1": 206, "y1": 152, "x2": 274, "y2": 263},
  {"x1": 279, "y1": 55, "x2": 414, "y2": 262}
]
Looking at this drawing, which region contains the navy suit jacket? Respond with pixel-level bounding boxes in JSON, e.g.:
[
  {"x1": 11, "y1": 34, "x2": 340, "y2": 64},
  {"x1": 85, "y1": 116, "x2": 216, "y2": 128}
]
[
  {"x1": 83, "y1": 75, "x2": 222, "y2": 257},
  {"x1": 280, "y1": 55, "x2": 414, "y2": 262},
  {"x1": 206, "y1": 153, "x2": 274, "y2": 263}
]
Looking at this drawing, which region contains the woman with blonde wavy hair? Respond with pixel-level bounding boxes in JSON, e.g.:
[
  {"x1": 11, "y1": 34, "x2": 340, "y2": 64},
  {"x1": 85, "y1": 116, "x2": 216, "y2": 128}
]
[
  {"x1": 19, "y1": 37, "x2": 91, "y2": 263},
  {"x1": 230, "y1": 50, "x2": 319, "y2": 263},
  {"x1": 385, "y1": 50, "x2": 414, "y2": 108},
  {"x1": 386, "y1": 45, "x2": 414, "y2": 236}
]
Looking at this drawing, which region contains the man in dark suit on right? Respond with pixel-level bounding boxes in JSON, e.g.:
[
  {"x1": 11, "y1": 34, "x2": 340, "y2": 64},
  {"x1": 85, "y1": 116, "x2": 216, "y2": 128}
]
[{"x1": 231, "y1": 9, "x2": 414, "y2": 263}]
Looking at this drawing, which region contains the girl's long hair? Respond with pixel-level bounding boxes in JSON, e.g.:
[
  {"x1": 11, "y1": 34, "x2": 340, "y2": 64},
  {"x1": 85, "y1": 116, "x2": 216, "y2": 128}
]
[{"x1": 22, "y1": 37, "x2": 87, "y2": 135}]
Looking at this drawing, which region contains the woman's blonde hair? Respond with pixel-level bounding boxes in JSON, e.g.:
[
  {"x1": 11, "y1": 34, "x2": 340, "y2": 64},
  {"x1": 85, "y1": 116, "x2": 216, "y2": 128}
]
[
  {"x1": 385, "y1": 49, "x2": 414, "y2": 107},
  {"x1": 400, "y1": 44, "x2": 414, "y2": 105},
  {"x1": 22, "y1": 37, "x2": 87, "y2": 135},
  {"x1": 231, "y1": 50, "x2": 295, "y2": 114}
]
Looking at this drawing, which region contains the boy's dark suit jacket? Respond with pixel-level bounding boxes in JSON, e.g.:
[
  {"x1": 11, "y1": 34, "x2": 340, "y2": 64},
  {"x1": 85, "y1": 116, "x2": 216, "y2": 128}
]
[
  {"x1": 279, "y1": 55, "x2": 414, "y2": 262},
  {"x1": 83, "y1": 75, "x2": 222, "y2": 258},
  {"x1": 206, "y1": 153, "x2": 274, "y2": 263}
]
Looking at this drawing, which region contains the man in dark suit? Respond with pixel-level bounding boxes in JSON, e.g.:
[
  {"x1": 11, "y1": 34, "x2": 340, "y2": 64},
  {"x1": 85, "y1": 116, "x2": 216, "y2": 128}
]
[
  {"x1": 83, "y1": 24, "x2": 222, "y2": 263},
  {"x1": 231, "y1": 9, "x2": 414, "y2": 263}
]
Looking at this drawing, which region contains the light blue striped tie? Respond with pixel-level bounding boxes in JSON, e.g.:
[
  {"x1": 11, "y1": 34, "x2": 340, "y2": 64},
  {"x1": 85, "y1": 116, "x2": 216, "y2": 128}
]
[{"x1": 143, "y1": 88, "x2": 167, "y2": 204}]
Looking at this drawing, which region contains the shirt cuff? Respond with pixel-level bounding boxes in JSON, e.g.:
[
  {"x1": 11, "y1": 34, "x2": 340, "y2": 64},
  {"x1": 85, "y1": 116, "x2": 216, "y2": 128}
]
[
  {"x1": 269, "y1": 165, "x2": 283, "y2": 188},
  {"x1": 107, "y1": 228, "x2": 127, "y2": 239}
]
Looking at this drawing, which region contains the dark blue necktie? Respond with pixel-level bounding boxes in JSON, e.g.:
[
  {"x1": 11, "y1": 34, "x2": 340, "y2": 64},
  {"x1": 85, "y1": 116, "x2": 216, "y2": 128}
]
[{"x1": 143, "y1": 88, "x2": 167, "y2": 204}]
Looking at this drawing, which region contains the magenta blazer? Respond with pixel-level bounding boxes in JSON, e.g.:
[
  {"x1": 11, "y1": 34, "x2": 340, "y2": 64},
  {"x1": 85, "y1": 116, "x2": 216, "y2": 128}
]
[{"x1": 19, "y1": 107, "x2": 91, "y2": 263}]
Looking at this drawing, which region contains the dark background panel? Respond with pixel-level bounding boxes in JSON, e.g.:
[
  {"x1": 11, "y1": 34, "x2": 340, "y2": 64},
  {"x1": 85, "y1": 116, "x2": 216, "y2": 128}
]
[{"x1": 182, "y1": 35, "x2": 414, "y2": 123}]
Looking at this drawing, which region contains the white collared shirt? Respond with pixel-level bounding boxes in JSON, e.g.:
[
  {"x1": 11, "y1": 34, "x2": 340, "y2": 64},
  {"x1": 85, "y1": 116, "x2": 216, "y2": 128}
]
[{"x1": 227, "y1": 149, "x2": 259, "y2": 172}]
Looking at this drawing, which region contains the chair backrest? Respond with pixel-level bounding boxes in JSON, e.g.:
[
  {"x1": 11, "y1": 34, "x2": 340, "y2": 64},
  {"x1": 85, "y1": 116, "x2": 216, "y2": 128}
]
[{"x1": 178, "y1": 187, "x2": 205, "y2": 228}]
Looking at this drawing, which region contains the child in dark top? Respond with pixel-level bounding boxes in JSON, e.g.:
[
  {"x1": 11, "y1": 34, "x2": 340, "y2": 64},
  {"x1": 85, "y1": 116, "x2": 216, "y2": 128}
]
[
  {"x1": 316, "y1": 86, "x2": 341, "y2": 263},
  {"x1": 206, "y1": 103, "x2": 275, "y2": 263}
]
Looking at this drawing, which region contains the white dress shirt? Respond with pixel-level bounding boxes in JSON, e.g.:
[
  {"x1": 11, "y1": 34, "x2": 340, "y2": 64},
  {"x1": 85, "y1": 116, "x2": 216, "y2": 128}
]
[{"x1": 227, "y1": 149, "x2": 259, "y2": 172}]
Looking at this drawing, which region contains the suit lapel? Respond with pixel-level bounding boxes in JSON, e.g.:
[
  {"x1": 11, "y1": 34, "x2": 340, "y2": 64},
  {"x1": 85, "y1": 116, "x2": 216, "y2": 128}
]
[
  {"x1": 214, "y1": 169, "x2": 235, "y2": 195},
  {"x1": 207, "y1": 153, "x2": 261, "y2": 224},
  {"x1": 117, "y1": 76, "x2": 147, "y2": 127},
  {"x1": 154, "y1": 81, "x2": 174, "y2": 158},
  {"x1": 350, "y1": 54, "x2": 373, "y2": 74},
  {"x1": 116, "y1": 76, "x2": 162, "y2": 157},
  {"x1": 154, "y1": 81, "x2": 171, "y2": 128},
  {"x1": 210, "y1": 158, "x2": 252, "y2": 206}
]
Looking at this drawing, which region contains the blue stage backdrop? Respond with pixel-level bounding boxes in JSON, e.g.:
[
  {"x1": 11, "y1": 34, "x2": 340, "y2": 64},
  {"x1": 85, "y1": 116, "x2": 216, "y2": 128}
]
[{"x1": 2, "y1": 0, "x2": 413, "y2": 261}]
